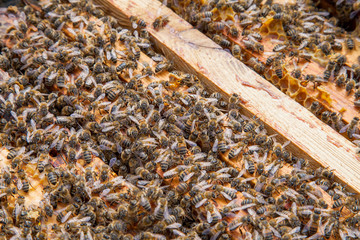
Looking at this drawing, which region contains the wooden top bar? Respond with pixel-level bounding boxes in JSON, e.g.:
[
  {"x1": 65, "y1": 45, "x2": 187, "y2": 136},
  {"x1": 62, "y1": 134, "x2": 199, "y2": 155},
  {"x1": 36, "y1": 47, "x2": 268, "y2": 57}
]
[{"x1": 95, "y1": 0, "x2": 360, "y2": 193}]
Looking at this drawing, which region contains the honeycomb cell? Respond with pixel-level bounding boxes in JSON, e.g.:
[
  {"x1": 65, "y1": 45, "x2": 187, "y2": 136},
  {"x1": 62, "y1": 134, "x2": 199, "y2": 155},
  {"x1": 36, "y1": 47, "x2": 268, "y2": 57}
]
[
  {"x1": 279, "y1": 77, "x2": 289, "y2": 90},
  {"x1": 304, "y1": 97, "x2": 314, "y2": 109},
  {"x1": 289, "y1": 77, "x2": 300, "y2": 94},
  {"x1": 295, "y1": 90, "x2": 308, "y2": 103}
]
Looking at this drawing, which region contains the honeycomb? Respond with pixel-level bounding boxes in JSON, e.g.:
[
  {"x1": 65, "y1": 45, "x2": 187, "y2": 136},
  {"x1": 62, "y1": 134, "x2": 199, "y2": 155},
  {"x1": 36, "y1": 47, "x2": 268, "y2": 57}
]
[
  {"x1": 167, "y1": 0, "x2": 360, "y2": 141},
  {"x1": 0, "y1": 0, "x2": 358, "y2": 240}
]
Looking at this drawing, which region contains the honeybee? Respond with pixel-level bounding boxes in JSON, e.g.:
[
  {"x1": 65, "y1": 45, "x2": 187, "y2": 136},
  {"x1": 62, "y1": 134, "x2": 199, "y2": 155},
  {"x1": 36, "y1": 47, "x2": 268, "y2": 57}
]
[
  {"x1": 155, "y1": 60, "x2": 173, "y2": 73},
  {"x1": 273, "y1": 60, "x2": 284, "y2": 79},
  {"x1": 153, "y1": 15, "x2": 169, "y2": 30},
  {"x1": 335, "y1": 73, "x2": 346, "y2": 87},
  {"x1": 243, "y1": 39, "x2": 264, "y2": 52},
  {"x1": 231, "y1": 44, "x2": 242, "y2": 60},
  {"x1": 130, "y1": 16, "x2": 147, "y2": 29},
  {"x1": 213, "y1": 35, "x2": 231, "y2": 48},
  {"x1": 303, "y1": 208, "x2": 321, "y2": 236},
  {"x1": 45, "y1": 164, "x2": 58, "y2": 186},
  {"x1": 229, "y1": 26, "x2": 239, "y2": 38},
  {"x1": 273, "y1": 140, "x2": 290, "y2": 158},
  {"x1": 346, "y1": 36, "x2": 355, "y2": 50},
  {"x1": 340, "y1": 117, "x2": 359, "y2": 138},
  {"x1": 319, "y1": 41, "x2": 332, "y2": 55}
]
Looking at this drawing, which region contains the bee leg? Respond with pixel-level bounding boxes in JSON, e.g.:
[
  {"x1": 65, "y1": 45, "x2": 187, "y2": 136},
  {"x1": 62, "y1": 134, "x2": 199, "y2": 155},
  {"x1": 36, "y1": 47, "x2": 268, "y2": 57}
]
[
  {"x1": 60, "y1": 153, "x2": 68, "y2": 164},
  {"x1": 340, "y1": 205, "x2": 344, "y2": 213},
  {"x1": 28, "y1": 179, "x2": 36, "y2": 189}
]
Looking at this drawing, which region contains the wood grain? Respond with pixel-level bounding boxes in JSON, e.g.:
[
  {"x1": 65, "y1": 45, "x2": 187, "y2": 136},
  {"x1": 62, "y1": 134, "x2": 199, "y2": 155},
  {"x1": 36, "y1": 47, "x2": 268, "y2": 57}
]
[{"x1": 94, "y1": 0, "x2": 360, "y2": 194}]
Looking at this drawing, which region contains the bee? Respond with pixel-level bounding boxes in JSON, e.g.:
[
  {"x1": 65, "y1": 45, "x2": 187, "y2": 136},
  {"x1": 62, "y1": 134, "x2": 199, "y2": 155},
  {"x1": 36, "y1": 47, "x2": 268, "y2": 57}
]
[
  {"x1": 212, "y1": 185, "x2": 236, "y2": 200},
  {"x1": 335, "y1": 73, "x2": 346, "y2": 87},
  {"x1": 0, "y1": 55, "x2": 11, "y2": 70},
  {"x1": 273, "y1": 60, "x2": 284, "y2": 79},
  {"x1": 304, "y1": 208, "x2": 321, "y2": 236},
  {"x1": 153, "y1": 15, "x2": 169, "y2": 30},
  {"x1": 249, "y1": 57, "x2": 265, "y2": 73},
  {"x1": 346, "y1": 36, "x2": 355, "y2": 50},
  {"x1": 320, "y1": 41, "x2": 332, "y2": 55},
  {"x1": 213, "y1": 35, "x2": 230, "y2": 48},
  {"x1": 81, "y1": 144, "x2": 94, "y2": 165},
  {"x1": 340, "y1": 117, "x2": 359, "y2": 138},
  {"x1": 44, "y1": 203, "x2": 54, "y2": 217},
  {"x1": 174, "y1": 182, "x2": 189, "y2": 195},
  {"x1": 243, "y1": 156, "x2": 255, "y2": 175},
  {"x1": 273, "y1": 140, "x2": 290, "y2": 158},
  {"x1": 215, "y1": 134, "x2": 228, "y2": 153},
  {"x1": 332, "y1": 41, "x2": 343, "y2": 51},
  {"x1": 56, "y1": 205, "x2": 75, "y2": 223},
  {"x1": 210, "y1": 221, "x2": 228, "y2": 236},
  {"x1": 135, "y1": 167, "x2": 153, "y2": 181},
  {"x1": 229, "y1": 26, "x2": 239, "y2": 38},
  {"x1": 155, "y1": 60, "x2": 173, "y2": 73},
  {"x1": 273, "y1": 44, "x2": 287, "y2": 52},
  {"x1": 45, "y1": 164, "x2": 58, "y2": 186},
  {"x1": 7, "y1": 147, "x2": 25, "y2": 160},
  {"x1": 345, "y1": 79, "x2": 355, "y2": 93},
  {"x1": 231, "y1": 44, "x2": 242, "y2": 60},
  {"x1": 130, "y1": 16, "x2": 147, "y2": 28}
]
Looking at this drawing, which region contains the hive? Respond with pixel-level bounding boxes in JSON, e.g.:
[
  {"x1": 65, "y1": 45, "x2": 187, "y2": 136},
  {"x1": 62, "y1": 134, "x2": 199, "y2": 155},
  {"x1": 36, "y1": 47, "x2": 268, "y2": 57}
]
[{"x1": 0, "y1": 0, "x2": 359, "y2": 240}]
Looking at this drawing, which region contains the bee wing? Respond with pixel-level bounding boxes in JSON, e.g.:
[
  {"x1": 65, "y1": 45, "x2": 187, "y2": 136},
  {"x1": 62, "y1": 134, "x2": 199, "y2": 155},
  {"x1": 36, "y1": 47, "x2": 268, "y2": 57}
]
[
  {"x1": 128, "y1": 115, "x2": 140, "y2": 125},
  {"x1": 207, "y1": 211, "x2": 213, "y2": 223},
  {"x1": 248, "y1": 145, "x2": 260, "y2": 151},
  {"x1": 61, "y1": 211, "x2": 72, "y2": 223},
  {"x1": 241, "y1": 192, "x2": 255, "y2": 199},
  {"x1": 163, "y1": 168, "x2": 178, "y2": 178},
  {"x1": 100, "y1": 188, "x2": 111, "y2": 198},
  {"x1": 302, "y1": 218, "x2": 313, "y2": 234},
  {"x1": 244, "y1": 158, "x2": 249, "y2": 170},
  {"x1": 256, "y1": 195, "x2": 267, "y2": 204},
  {"x1": 182, "y1": 172, "x2": 195, "y2": 182},
  {"x1": 191, "y1": 119, "x2": 196, "y2": 132},
  {"x1": 111, "y1": 176, "x2": 124, "y2": 186},
  {"x1": 18, "y1": 147, "x2": 26, "y2": 156},
  {"x1": 269, "y1": 226, "x2": 281, "y2": 238},
  {"x1": 212, "y1": 139, "x2": 219, "y2": 152},
  {"x1": 17, "y1": 179, "x2": 23, "y2": 190},
  {"x1": 339, "y1": 123, "x2": 350, "y2": 133},
  {"x1": 232, "y1": 203, "x2": 256, "y2": 211},
  {"x1": 269, "y1": 164, "x2": 280, "y2": 176},
  {"x1": 86, "y1": 230, "x2": 93, "y2": 240},
  {"x1": 109, "y1": 158, "x2": 117, "y2": 168},
  {"x1": 195, "y1": 198, "x2": 208, "y2": 208},
  {"x1": 275, "y1": 216, "x2": 286, "y2": 224},
  {"x1": 70, "y1": 112, "x2": 84, "y2": 119},
  {"x1": 10, "y1": 111, "x2": 18, "y2": 121},
  {"x1": 350, "y1": 9, "x2": 360, "y2": 19},
  {"x1": 217, "y1": 167, "x2": 230, "y2": 174},
  {"x1": 50, "y1": 137, "x2": 59, "y2": 149},
  {"x1": 220, "y1": 191, "x2": 233, "y2": 200},
  {"x1": 229, "y1": 219, "x2": 242, "y2": 231},
  {"x1": 172, "y1": 229, "x2": 185, "y2": 237},
  {"x1": 185, "y1": 139, "x2": 198, "y2": 147},
  {"x1": 88, "y1": 146, "x2": 99, "y2": 156},
  {"x1": 291, "y1": 202, "x2": 297, "y2": 215},
  {"x1": 275, "y1": 211, "x2": 290, "y2": 219},
  {"x1": 170, "y1": 141, "x2": 177, "y2": 150}
]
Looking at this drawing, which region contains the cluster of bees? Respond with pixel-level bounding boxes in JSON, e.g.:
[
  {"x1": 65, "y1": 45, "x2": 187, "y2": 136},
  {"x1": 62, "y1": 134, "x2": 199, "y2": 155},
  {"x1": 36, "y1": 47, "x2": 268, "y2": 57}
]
[
  {"x1": 0, "y1": 0, "x2": 359, "y2": 239},
  {"x1": 167, "y1": 0, "x2": 360, "y2": 141}
]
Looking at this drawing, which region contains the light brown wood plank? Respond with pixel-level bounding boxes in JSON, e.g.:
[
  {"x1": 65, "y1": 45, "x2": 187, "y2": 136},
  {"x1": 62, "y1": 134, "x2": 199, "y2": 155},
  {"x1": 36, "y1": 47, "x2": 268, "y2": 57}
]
[{"x1": 94, "y1": 0, "x2": 360, "y2": 194}]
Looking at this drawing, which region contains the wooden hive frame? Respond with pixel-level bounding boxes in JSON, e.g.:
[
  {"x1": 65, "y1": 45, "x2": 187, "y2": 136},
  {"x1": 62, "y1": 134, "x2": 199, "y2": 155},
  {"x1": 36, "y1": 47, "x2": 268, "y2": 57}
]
[{"x1": 93, "y1": 0, "x2": 360, "y2": 194}]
